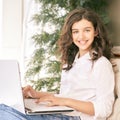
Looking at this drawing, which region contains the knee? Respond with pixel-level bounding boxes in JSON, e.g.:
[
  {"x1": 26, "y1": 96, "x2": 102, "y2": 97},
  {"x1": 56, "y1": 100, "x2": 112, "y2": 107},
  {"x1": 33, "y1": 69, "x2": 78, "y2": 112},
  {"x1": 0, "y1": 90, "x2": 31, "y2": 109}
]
[{"x1": 0, "y1": 104, "x2": 26, "y2": 120}]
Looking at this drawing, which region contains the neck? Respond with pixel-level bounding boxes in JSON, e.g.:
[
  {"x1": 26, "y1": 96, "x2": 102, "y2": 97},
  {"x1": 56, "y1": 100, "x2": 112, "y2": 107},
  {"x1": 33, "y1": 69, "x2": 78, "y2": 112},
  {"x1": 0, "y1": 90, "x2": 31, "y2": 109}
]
[{"x1": 79, "y1": 50, "x2": 89, "y2": 58}]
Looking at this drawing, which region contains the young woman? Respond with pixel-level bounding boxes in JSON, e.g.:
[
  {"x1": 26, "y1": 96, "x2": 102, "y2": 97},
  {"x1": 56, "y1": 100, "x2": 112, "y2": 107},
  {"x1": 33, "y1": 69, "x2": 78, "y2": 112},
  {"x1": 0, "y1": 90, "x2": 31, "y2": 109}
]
[{"x1": 0, "y1": 8, "x2": 114, "y2": 120}]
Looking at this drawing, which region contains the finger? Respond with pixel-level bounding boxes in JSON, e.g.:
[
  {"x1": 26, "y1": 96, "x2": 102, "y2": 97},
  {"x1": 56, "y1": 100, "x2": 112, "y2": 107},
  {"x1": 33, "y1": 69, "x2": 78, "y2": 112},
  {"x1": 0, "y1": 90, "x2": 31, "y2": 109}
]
[
  {"x1": 27, "y1": 91, "x2": 33, "y2": 98},
  {"x1": 47, "y1": 102, "x2": 55, "y2": 107},
  {"x1": 35, "y1": 98, "x2": 47, "y2": 104},
  {"x1": 35, "y1": 97, "x2": 50, "y2": 104},
  {"x1": 35, "y1": 99, "x2": 40, "y2": 103},
  {"x1": 35, "y1": 99, "x2": 50, "y2": 106},
  {"x1": 23, "y1": 86, "x2": 33, "y2": 97},
  {"x1": 23, "y1": 85, "x2": 30, "y2": 93}
]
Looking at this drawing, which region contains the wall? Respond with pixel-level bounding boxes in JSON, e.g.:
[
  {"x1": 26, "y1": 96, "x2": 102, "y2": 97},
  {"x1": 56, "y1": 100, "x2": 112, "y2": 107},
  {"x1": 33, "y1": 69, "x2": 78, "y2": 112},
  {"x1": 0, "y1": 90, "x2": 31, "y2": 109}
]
[{"x1": 0, "y1": 0, "x2": 23, "y2": 61}]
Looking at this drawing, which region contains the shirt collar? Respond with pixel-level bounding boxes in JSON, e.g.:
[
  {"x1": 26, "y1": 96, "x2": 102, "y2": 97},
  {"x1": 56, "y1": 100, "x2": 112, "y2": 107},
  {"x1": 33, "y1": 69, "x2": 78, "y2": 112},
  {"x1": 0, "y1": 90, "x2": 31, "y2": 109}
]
[{"x1": 75, "y1": 52, "x2": 91, "y2": 62}]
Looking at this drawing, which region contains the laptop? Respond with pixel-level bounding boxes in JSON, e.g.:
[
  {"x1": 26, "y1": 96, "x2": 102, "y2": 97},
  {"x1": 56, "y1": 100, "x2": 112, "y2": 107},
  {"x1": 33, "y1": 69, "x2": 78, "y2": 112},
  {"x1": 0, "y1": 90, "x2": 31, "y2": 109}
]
[{"x1": 0, "y1": 60, "x2": 73, "y2": 115}]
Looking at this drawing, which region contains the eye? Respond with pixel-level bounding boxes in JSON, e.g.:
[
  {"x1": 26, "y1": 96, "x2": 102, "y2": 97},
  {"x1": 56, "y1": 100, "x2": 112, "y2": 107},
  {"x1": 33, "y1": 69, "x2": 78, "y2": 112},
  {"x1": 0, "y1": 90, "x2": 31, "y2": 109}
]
[
  {"x1": 85, "y1": 29, "x2": 90, "y2": 32},
  {"x1": 72, "y1": 30, "x2": 79, "y2": 34}
]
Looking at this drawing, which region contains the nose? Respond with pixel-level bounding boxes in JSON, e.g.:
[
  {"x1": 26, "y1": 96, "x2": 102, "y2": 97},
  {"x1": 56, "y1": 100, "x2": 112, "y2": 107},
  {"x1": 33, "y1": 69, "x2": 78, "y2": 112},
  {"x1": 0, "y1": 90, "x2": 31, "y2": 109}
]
[{"x1": 77, "y1": 31, "x2": 84, "y2": 39}]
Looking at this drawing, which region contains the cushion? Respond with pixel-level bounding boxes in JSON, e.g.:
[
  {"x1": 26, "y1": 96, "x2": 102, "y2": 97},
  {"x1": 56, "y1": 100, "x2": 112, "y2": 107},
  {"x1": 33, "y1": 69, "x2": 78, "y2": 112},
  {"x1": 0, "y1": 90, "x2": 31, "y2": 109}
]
[
  {"x1": 107, "y1": 98, "x2": 120, "y2": 120},
  {"x1": 111, "y1": 58, "x2": 120, "y2": 97},
  {"x1": 107, "y1": 46, "x2": 120, "y2": 120}
]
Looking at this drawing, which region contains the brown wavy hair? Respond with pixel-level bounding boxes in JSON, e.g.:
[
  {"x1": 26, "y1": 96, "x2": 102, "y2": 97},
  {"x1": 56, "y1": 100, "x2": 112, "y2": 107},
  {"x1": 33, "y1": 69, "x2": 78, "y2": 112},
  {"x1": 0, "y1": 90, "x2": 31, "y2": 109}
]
[{"x1": 58, "y1": 8, "x2": 112, "y2": 71}]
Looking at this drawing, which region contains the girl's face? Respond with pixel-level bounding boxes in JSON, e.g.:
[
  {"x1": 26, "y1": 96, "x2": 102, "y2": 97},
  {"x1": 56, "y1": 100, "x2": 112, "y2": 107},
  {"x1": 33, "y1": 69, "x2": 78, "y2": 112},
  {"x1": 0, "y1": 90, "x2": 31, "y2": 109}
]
[{"x1": 72, "y1": 19, "x2": 98, "y2": 56}]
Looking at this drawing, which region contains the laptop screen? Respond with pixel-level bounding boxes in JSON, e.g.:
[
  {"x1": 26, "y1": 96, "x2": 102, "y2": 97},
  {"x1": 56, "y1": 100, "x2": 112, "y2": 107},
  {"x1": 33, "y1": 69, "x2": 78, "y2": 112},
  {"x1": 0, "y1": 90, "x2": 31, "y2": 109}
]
[{"x1": 0, "y1": 60, "x2": 25, "y2": 113}]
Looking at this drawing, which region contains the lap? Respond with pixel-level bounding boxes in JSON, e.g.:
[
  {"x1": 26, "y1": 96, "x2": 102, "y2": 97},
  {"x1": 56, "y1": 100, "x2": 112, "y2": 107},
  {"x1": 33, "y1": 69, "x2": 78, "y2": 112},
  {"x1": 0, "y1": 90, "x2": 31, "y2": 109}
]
[
  {"x1": 27, "y1": 114, "x2": 81, "y2": 120},
  {"x1": 0, "y1": 104, "x2": 81, "y2": 120},
  {"x1": 0, "y1": 104, "x2": 27, "y2": 120}
]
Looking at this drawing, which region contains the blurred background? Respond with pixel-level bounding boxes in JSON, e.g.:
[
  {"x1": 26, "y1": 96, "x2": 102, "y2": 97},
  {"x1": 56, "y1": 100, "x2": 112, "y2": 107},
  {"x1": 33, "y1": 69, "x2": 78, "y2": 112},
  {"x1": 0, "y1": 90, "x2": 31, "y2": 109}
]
[{"x1": 0, "y1": 0, "x2": 120, "y2": 93}]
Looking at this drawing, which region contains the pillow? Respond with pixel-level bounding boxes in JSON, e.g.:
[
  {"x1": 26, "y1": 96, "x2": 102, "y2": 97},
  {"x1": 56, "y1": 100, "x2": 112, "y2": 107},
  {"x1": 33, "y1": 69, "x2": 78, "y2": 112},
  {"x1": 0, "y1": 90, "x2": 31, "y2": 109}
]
[
  {"x1": 107, "y1": 98, "x2": 120, "y2": 120},
  {"x1": 111, "y1": 58, "x2": 120, "y2": 98}
]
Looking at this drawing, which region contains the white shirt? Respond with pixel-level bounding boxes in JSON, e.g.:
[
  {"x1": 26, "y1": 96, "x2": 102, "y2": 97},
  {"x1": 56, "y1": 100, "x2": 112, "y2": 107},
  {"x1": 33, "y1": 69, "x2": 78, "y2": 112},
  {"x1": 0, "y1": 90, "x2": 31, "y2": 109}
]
[{"x1": 58, "y1": 52, "x2": 115, "y2": 120}]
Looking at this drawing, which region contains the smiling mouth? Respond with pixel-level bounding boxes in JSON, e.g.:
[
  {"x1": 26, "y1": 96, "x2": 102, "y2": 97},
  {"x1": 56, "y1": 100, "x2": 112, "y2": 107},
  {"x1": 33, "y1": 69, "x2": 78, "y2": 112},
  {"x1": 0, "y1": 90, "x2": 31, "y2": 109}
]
[{"x1": 78, "y1": 40, "x2": 88, "y2": 45}]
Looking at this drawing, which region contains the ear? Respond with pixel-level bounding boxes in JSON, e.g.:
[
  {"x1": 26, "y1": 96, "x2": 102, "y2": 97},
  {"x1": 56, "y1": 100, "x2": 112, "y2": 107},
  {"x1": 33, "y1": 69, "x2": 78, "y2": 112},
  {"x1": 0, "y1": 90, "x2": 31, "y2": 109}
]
[{"x1": 94, "y1": 30, "x2": 98, "y2": 37}]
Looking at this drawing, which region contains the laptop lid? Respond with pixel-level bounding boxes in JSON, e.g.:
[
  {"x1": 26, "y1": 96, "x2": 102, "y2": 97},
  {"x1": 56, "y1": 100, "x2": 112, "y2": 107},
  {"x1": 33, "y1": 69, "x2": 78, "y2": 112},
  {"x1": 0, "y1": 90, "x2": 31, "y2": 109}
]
[{"x1": 0, "y1": 60, "x2": 25, "y2": 114}]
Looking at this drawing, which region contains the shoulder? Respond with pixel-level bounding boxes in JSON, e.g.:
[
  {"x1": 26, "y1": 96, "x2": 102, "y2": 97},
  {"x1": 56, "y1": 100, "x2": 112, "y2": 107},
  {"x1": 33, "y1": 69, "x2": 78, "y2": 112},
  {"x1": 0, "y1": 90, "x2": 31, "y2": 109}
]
[
  {"x1": 93, "y1": 56, "x2": 113, "y2": 71},
  {"x1": 95, "y1": 56, "x2": 112, "y2": 67},
  {"x1": 93, "y1": 56, "x2": 114, "y2": 84}
]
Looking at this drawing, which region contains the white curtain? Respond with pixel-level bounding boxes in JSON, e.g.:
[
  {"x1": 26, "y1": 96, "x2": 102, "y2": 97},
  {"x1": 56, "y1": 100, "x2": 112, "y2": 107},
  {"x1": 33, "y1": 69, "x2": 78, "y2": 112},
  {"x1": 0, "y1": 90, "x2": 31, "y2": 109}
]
[
  {"x1": 23, "y1": 0, "x2": 41, "y2": 85},
  {"x1": 0, "y1": 0, "x2": 3, "y2": 57},
  {"x1": 23, "y1": 0, "x2": 40, "y2": 60}
]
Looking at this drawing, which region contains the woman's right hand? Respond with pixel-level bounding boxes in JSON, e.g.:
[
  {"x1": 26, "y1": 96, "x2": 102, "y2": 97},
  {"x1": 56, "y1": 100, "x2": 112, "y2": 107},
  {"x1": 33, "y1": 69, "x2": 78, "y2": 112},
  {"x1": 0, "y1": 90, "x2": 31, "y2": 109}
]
[{"x1": 22, "y1": 85, "x2": 38, "y2": 99}]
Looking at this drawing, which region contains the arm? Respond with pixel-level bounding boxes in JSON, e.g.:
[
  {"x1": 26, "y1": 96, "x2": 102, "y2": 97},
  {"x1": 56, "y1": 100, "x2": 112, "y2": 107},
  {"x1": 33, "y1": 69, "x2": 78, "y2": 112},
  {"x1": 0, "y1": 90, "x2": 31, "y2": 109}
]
[
  {"x1": 36, "y1": 94, "x2": 95, "y2": 116},
  {"x1": 36, "y1": 57, "x2": 114, "y2": 118},
  {"x1": 23, "y1": 86, "x2": 94, "y2": 115},
  {"x1": 91, "y1": 58, "x2": 115, "y2": 118},
  {"x1": 64, "y1": 98, "x2": 95, "y2": 115}
]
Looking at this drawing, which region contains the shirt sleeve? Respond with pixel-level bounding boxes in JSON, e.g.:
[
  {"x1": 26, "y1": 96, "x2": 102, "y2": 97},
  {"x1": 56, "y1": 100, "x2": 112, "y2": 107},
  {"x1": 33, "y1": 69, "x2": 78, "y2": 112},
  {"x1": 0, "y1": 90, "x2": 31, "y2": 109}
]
[{"x1": 92, "y1": 57, "x2": 115, "y2": 119}]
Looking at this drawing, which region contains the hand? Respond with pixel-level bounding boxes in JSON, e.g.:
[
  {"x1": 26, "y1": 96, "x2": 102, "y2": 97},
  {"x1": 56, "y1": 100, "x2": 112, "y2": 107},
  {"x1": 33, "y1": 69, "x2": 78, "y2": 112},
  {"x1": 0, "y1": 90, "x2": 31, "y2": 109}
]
[
  {"x1": 22, "y1": 85, "x2": 37, "y2": 99},
  {"x1": 35, "y1": 95, "x2": 66, "y2": 107}
]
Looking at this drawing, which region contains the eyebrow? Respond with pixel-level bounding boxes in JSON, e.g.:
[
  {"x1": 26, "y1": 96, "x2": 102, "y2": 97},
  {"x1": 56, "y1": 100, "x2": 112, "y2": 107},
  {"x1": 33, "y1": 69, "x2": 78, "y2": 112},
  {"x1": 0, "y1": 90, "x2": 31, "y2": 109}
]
[{"x1": 72, "y1": 27, "x2": 92, "y2": 30}]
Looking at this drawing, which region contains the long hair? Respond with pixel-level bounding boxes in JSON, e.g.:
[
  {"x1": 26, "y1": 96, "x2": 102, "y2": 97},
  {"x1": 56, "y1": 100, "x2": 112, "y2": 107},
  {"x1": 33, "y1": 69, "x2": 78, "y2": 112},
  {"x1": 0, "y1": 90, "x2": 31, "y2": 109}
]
[{"x1": 58, "y1": 8, "x2": 112, "y2": 71}]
